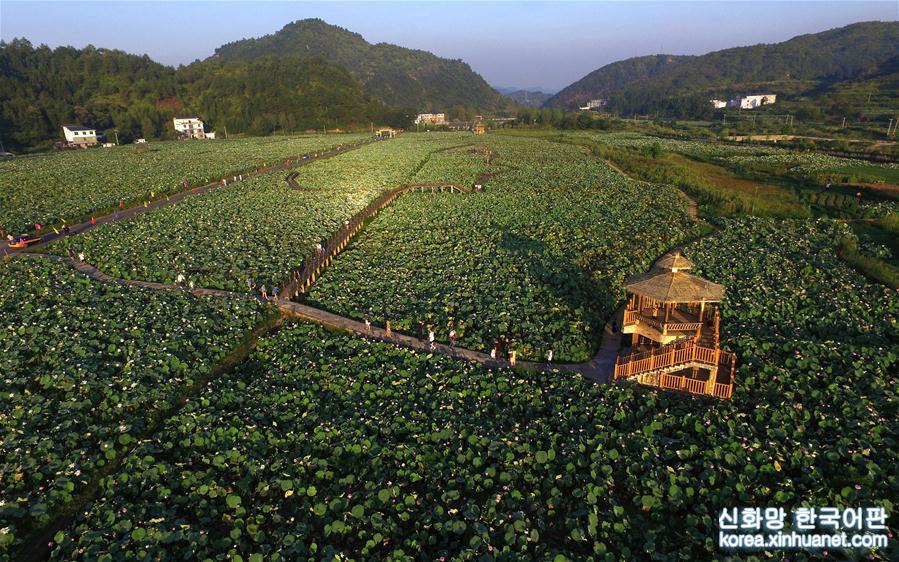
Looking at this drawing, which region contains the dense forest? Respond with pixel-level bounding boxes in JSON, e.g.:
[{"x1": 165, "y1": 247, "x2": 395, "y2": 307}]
[
  {"x1": 213, "y1": 19, "x2": 505, "y2": 116},
  {"x1": 546, "y1": 21, "x2": 899, "y2": 118},
  {"x1": 0, "y1": 38, "x2": 412, "y2": 150}
]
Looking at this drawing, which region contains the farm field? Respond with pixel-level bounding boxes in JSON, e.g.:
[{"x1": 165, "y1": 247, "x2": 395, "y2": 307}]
[
  {"x1": 3, "y1": 132, "x2": 898, "y2": 561},
  {"x1": 46, "y1": 214, "x2": 899, "y2": 561},
  {"x1": 47, "y1": 134, "x2": 471, "y2": 292},
  {"x1": 548, "y1": 131, "x2": 899, "y2": 218},
  {"x1": 0, "y1": 134, "x2": 371, "y2": 235},
  {"x1": 308, "y1": 137, "x2": 698, "y2": 361},
  {"x1": 0, "y1": 257, "x2": 270, "y2": 556}
]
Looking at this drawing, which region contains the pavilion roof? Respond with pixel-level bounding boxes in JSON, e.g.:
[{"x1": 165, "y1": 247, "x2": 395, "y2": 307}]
[
  {"x1": 625, "y1": 268, "x2": 724, "y2": 303},
  {"x1": 654, "y1": 251, "x2": 694, "y2": 271}
]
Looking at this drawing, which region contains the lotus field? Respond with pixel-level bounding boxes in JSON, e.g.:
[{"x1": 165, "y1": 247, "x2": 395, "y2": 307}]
[
  {"x1": 4, "y1": 132, "x2": 898, "y2": 560},
  {"x1": 309, "y1": 137, "x2": 698, "y2": 361},
  {"x1": 47, "y1": 230, "x2": 899, "y2": 562},
  {"x1": 0, "y1": 134, "x2": 371, "y2": 235},
  {"x1": 50, "y1": 134, "x2": 472, "y2": 292},
  {"x1": 0, "y1": 258, "x2": 269, "y2": 556}
]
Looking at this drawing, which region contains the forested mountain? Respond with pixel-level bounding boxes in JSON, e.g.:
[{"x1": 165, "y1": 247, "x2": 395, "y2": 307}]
[
  {"x1": 213, "y1": 19, "x2": 505, "y2": 114},
  {"x1": 543, "y1": 55, "x2": 688, "y2": 109},
  {"x1": 547, "y1": 21, "x2": 899, "y2": 116},
  {"x1": 178, "y1": 56, "x2": 402, "y2": 135}
]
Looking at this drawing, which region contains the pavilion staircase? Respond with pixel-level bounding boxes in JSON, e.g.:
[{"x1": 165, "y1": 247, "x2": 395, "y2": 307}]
[{"x1": 613, "y1": 340, "x2": 736, "y2": 399}]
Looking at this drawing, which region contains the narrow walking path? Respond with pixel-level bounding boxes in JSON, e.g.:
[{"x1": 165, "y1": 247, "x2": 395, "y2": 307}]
[
  {"x1": 603, "y1": 158, "x2": 699, "y2": 221},
  {"x1": 3, "y1": 136, "x2": 382, "y2": 255},
  {"x1": 11, "y1": 251, "x2": 620, "y2": 381}
]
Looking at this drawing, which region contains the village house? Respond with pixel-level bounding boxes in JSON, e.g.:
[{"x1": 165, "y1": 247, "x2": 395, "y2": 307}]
[
  {"x1": 728, "y1": 94, "x2": 776, "y2": 109},
  {"x1": 62, "y1": 125, "x2": 98, "y2": 146},
  {"x1": 173, "y1": 116, "x2": 206, "y2": 139},
  {"x1": 414, "y1": 113, "x2": 446, "y2": 125},
  {"x1": 579, "y1": 99, "x2": 608, "y2": 110}
]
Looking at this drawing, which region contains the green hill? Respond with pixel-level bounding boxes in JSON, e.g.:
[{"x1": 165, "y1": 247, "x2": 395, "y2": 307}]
[
  {"x1": 0, "y1": 39, "x2": 402, "y2": 150},
  {"x1": 543, "y1": 55, "x2": 689, "y2": 109},
  {"x1": 546, "y1": 21, "x2": 899, "y2": 116},
  {"x1": 213, "y1": 19, "x2": 505, "y2": 113},
  {"x1": 503, "y1": 89, "x2": 554, "y2": 108}
]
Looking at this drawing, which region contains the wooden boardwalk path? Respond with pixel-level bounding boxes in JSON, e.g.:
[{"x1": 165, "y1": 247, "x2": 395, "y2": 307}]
[
  {"x1": 5, "y1": 139, "x2": 718, "y2": 386},
  {"x1": 11, "y1": 252, "x2": 621, "y2": 382},
  {"x1": 3, "y1": 136, "x2": 380, "y2": 255}
]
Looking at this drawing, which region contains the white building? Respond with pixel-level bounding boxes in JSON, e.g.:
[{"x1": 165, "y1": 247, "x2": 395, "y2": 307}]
[
  {"x1": 62, "y1": 125, "x2": 98, "y2": 145},
  {"x1": 728, "y1": 94, "x2": 776, "y2": 109},
  {"x1": 414, "y1": 113, "x2": 446, "y2": 125},
  {"x1": 709, "y1": 99, "x2": 728, "y2": 109},
  {"x1": 579, "y1": 99, "x2": 608, "y2": 110},
  {"x1": 173, "y1": 116, "x2": 206, "y2": 139}
]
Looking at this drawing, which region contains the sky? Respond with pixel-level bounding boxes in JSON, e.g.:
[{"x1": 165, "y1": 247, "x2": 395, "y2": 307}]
[{"x1": 1, "y1": 1, "x2": 896, "y2": 91}]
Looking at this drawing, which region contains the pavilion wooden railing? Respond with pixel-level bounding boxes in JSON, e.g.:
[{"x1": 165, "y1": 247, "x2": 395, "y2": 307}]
[
  {"x1": 622, "y1": 309, "x2": 703, "y2": 335},
  {"x1": 613, "y1": 341, "x2": 734, "y2": 380},
  {"x1": 614, "y1": 340, "x2": 736, "y2": 399},
  {"x1": 278, "y1": 182, "x2": 470, "y2": 299}
]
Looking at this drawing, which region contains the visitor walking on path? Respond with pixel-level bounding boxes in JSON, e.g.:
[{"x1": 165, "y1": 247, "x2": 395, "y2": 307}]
[
  {"x1": 490, "y1": 346, "x2": 497, "y2": 360},
  {"x1": 509, "y1": 350, "x2": 517, "y2": 367},
  {"x1": 547, "y1": 349, "x2": 553, "y2": 363},
  {"x1": 428, "y1": 328, "x2": 436, "y2": 350},
  {"x1": 449, "y1": 329, "x2": 457, "y2": 348},
  {"x1": 260, "y1": 284, "x2": 267, "y2": 300},
  {"x1": 364, "y1": 315, "x2": 372, "y2": 333},
  {"x1": 77, "y1": 252, "x2": 85, "y2": 262},
  {"x1": 386, "y1": 320, "x2": 392, "y2": 337},
  {"x1": 62, "y1": 224, "x2": 70, "y2": 236},
  {"x1": 188, "y1": 280, "x2": 195, "y2": 290},
  {"x1": 176, "y1": 273, "x2": 185, "y2": 286},
  {"x1": 273, "y1": 286, "x2": 280, "y2": 301}
]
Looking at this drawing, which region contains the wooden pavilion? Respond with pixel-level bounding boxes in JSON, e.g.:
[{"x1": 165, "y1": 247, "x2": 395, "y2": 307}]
[{"x1": 614, "y1": 251, "x2": 736, "y2": 399}]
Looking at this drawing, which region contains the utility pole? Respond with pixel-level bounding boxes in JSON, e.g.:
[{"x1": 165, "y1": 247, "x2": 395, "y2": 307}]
[
  {"x1": 888, "y1": 118, "x2": 894, "y2": 137},
  {"x1": 841, "y1": 117, "x2": 846, "y2": 130},
  {"x1": 224, "y1": 124, "x2": 229, "y2": 140},
  {"x1": 113, "y1": 129, "x2": 119, "y2": 145}
]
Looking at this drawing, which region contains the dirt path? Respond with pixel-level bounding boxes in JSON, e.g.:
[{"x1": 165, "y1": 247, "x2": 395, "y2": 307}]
[{"x1": 3, "y1": 137, "x2": 381, "y2": 255}]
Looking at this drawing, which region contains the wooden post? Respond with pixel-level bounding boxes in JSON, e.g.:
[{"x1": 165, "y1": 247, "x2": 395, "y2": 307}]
[
  {"x1": 706, "y1": 365, "x2": 719, "y2": 395},
  {"x1": 714, "y1": 306, "x2": 720, "y2": 347}
]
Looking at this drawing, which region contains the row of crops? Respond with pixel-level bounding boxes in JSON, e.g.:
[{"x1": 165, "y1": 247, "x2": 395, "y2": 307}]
[
  {"x1": 0, "y1": 258, "x2": 270, "y2": 556},
  {"x1": 48, "y1": 134, "x2": 473, "y2": 292},
  {"x1": 308, "y1": 136, "x2": 698, "y2": 362},
  {"x1": 41, "y1": 214, "x2": 899, "y2": 560},
  {"x1": 0, "y1": 134, "x2": 372, "y2": 235}
]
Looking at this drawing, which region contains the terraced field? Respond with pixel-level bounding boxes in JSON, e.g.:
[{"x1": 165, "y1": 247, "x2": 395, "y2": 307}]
[{"x1": 0, "y1": 134, "x2": 371, "y2": 235}]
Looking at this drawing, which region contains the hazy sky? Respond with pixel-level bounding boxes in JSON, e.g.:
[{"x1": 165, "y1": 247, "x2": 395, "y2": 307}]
[{"x1": 1, "y1": 1, "x2": 896, "y2": 91}]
